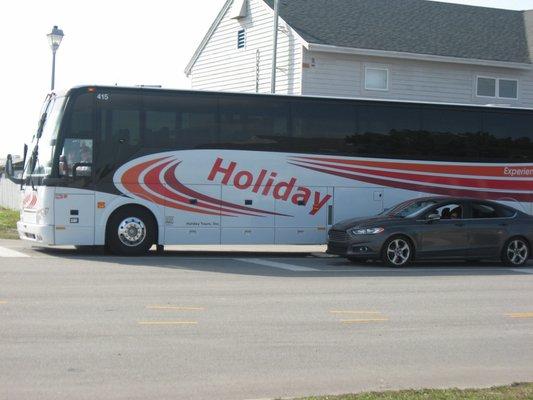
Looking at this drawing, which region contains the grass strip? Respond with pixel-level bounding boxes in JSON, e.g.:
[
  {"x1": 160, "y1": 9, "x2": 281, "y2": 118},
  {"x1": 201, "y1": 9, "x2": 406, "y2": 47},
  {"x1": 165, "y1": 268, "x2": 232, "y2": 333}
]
[
  {"x1": 0, "y1": 207, "x2": 19, "y2": 239},
  {"x1": 293, "y1": 383, "x2": 533, "y2": 400}
]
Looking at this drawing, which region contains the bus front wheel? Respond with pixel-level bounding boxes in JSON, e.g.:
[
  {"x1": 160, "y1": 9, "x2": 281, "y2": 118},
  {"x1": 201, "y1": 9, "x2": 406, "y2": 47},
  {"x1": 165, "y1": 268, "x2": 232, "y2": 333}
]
[{"x1": 106, "y1": 206, "x2": 156, "y2": 256}]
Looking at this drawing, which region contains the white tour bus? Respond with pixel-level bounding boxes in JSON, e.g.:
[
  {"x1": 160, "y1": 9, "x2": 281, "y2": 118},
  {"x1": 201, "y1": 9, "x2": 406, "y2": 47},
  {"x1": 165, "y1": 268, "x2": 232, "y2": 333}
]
[{"x1": 5, "y1": 85, "x2": 532, "y2": 255}]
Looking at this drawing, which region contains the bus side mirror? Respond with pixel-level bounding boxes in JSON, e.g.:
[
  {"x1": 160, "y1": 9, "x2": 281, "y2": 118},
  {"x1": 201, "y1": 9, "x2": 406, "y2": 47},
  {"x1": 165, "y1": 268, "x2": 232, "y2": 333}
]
[
  {"x1": 5, "y1": 154, "x2": 14, "y2": 178},
  {"x1": 4, "y1": 154, "x2": 23, "y2": 185}
]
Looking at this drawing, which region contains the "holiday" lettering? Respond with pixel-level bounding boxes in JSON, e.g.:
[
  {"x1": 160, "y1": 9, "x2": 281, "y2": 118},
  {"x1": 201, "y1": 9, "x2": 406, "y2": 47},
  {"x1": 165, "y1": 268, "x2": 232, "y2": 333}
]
[{"x1": 207, "y1": 157, "x2": 331, "y2": 215}]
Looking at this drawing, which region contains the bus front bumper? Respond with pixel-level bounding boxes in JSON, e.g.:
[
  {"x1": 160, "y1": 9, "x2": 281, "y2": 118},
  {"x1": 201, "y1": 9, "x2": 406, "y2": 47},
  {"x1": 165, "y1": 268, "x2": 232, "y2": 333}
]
[{"x1": 17, "y1": 221, "x2": 55, "y2": 245}]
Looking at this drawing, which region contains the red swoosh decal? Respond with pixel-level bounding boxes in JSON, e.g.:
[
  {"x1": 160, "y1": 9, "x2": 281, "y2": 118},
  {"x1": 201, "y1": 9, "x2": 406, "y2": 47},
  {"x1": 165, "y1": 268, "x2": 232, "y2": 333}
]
[
  {"x1": 290, "y1": 162, "x2": 533, "y2": 202},
  {"x1": 294, "y1": 159, "x2": 533, "y2": 191},
  {"x1": 119, "y1": 157, "x2": 289, "y2": 217},
  {"x1": 164, "y1": 163, "x2": 288, "y2": 217},
  {"x1": 292, "y1": 156, "x2": 525, "y2": 178}
]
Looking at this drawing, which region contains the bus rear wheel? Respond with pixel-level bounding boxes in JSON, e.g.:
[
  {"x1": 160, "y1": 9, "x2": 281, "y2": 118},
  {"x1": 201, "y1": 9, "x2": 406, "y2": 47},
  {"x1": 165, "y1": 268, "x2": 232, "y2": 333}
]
[{"x1": 106, "y1": 206, "x2": 156, "y2": 256}]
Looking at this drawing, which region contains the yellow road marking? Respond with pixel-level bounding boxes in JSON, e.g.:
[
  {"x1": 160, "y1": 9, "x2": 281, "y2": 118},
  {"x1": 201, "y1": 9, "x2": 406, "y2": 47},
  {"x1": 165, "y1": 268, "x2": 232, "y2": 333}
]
[
  {"x1": 146, "y1": 305, "x2": 205, "y2": 311},
  {"x1": 341, "y1": 318, "x2": 389, "y2": 324},
  {"x1": 506, "y1": 312, "x2": 533, "y2": 319},
  {"x1": 0, "y1": 301, "x2": 7, "y2": 305},
  {"x1": 138, "y1": 320, "x2": 198, "y2": 325},
  {"x1": 330, "y1": 310, "x2": 382, "y2": 315}
]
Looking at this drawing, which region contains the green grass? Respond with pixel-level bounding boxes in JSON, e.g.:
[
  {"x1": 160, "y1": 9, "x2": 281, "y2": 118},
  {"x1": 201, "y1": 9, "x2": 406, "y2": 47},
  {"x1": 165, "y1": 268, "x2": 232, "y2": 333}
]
[
  {"x1": 0, "y1": 207, "x2": 19, "y2": 239},
  {"x1": 293, "y1": 383, "x2": 533, "y2": 400}
]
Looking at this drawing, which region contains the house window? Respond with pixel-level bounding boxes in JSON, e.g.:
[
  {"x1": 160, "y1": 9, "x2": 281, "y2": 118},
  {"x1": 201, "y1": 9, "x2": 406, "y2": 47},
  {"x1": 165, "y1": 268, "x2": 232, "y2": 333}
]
[
  {"x1": 499, "y1": 79, "x2": 518, "y2": 99},
  {"x1": 476, "y1": 77, "x2": 518, "y2": 99},
  {"x1": 365, "y1": 67, "x2": 389, "y2": 91},
  {"x1": 237, "y1": 29, "x2": 245, "y2": 49}
]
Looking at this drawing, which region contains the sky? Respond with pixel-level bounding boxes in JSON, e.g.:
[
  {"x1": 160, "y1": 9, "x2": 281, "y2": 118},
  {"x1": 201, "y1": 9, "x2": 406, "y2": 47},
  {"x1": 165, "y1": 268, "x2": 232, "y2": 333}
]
[{"x1": 1, "y1": 0, "x2": 532, "y2": 157}]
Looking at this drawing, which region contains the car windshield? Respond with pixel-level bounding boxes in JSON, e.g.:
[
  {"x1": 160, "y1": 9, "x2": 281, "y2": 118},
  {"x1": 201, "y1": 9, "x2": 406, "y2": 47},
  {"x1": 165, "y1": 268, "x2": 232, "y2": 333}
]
[
  {"x1": 386, "y1": 199, "x2": 438, "y2": 218},
  {"x1": 24, "y1": 95, "x2": 66, "y2": 179}
]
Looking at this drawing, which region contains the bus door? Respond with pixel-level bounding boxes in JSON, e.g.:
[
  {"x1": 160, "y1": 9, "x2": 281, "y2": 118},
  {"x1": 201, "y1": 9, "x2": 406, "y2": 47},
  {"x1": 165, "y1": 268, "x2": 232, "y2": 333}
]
[
  {"x1": 275, "y1": 187, "x2": 333, "y2": 244},
  {"x1": 332, "y1": 187, "x2": 384, "y2": 224},
  {"x1": 54, "y1": 92, "x2": 95, "y2": 245}
]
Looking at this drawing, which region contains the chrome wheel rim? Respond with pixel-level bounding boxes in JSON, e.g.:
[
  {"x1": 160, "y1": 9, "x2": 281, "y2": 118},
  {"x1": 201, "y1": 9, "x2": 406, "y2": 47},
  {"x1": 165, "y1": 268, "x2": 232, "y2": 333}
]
[
  {"x1": 118, "y1": 217, "x2": 146, "y2": 247},
  {"x1": 386, "y1": 239, "x2": 411, "y2": 266},
  {"x1": 507, "y1": 240, "x2": 528, "y2": 265}
]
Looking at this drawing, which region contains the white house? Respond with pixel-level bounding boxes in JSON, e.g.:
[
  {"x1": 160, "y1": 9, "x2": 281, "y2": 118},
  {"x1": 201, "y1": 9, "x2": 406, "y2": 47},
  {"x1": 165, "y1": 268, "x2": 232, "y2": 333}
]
[{"x1": 186, "y1": 0, "x2": 533, "y2": 108}]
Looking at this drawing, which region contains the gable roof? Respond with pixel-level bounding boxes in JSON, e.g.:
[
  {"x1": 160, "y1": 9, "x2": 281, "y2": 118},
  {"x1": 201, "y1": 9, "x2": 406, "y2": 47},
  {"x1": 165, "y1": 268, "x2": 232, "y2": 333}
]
[{"x1": 262, "y1": 0, "x2": 530, "y2": 64}]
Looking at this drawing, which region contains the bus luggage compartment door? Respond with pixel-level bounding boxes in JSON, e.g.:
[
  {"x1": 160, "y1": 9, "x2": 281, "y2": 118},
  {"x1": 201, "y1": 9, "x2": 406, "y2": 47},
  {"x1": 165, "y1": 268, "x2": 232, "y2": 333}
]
[
  {"x1": 220, "y1": 185, "x2": 275, "y2": 244},
  {"x1": 275, "y1": 186, "x2": 333, "y2": 244},
  {"x1": 164, "y1": 184, "x2": 221, "y2": 245},
  {"x1": 54, "y1": 191, "x2": 95, "y2": 245},
  {"x1": 333, "y1": 187, "x2": 384, "y2": 224}
]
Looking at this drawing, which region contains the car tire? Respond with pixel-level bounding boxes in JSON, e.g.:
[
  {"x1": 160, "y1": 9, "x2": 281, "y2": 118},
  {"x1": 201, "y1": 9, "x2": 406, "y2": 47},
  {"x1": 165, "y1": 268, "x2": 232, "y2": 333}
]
[
  {"x1": 501, "y1": 237, "x2": 530, "y2": 267},
  {"x1": 381, "y1": 235, "x2": 414, "y2": 268},
  {"x1": 106, "y1": 206, "x2": 156, "y2": 256}
]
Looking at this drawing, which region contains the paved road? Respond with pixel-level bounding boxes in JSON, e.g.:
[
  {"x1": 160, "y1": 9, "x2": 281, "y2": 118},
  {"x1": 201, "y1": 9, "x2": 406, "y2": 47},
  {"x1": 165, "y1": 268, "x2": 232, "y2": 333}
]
[{"x1": 1, "y1": 239, "x2": 532, "y2": 400}]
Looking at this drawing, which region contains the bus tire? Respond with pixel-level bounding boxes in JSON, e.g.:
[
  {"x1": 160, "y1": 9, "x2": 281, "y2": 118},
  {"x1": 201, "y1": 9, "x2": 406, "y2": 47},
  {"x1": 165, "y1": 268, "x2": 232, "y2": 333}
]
[{"x1": 106, "y1": 206, "x2": 156, "y2": 256}]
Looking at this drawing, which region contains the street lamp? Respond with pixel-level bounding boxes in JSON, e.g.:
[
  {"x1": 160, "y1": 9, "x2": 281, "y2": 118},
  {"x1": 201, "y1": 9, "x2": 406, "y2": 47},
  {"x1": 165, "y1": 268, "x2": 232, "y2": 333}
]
[{"x1": 47, "y1": 25, "x2": 64, "y2": 91}]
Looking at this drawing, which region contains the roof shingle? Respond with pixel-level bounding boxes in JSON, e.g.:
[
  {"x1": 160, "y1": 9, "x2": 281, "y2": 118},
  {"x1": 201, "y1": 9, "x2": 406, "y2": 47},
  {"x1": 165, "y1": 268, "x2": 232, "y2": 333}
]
[{"x1": 263, "y1": 0, "x2": 530, "y2": 64}]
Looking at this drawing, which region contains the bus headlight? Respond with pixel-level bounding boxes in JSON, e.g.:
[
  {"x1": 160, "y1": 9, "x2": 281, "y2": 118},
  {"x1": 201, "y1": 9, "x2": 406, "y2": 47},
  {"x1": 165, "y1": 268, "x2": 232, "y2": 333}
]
[{"x1": 350, "y1": 227, "x2": 384, "y2": 235}]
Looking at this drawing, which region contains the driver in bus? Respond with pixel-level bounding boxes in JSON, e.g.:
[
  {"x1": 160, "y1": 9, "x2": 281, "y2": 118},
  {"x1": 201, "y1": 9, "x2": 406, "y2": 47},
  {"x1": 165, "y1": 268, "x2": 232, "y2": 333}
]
[{"x1": 60, "y1": 140, "x2": 93, "y2": 177}]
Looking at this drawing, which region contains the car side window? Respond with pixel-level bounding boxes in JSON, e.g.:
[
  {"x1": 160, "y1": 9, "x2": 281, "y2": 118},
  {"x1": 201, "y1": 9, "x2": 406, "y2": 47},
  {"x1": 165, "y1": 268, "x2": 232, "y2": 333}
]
[
  {"x1": 433, "y1": 203, "x2": 463, "y2": 219},
  {"x1": 471, "y1": 203, "x2": 507, "y2": 219}
]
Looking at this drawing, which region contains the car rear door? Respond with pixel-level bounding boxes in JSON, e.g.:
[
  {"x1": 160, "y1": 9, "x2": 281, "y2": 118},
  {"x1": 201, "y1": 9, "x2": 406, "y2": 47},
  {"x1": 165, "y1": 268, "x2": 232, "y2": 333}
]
[{"x1": 465, "y1": 202, "x2": 510, "y2": 259}]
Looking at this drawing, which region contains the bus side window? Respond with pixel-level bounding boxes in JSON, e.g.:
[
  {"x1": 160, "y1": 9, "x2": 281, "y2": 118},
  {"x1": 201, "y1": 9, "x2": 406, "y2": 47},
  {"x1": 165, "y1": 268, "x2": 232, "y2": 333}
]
[
  {"x1": 482, "y1": 111, "x2": 533, "y2": 162},
  {"x1": 219, "y1": 96, "x2": 289, "y2": 151},
  {"x1": 58, "y1": 93, "x2": 94, "y2": 177},
  {"x1": 291, "y1": 100, "x2": 356, "y2": 154},
  {"x1": 97, "y1": 93, "x2": 141, "y2": 172},
  {"x1": 142, "y1": 93, "x2": 218, "y2": 150}
]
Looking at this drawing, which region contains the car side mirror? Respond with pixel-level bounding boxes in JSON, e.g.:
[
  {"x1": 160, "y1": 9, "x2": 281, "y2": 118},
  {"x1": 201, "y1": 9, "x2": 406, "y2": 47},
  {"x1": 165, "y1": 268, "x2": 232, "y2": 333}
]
[{"x1": 427, "y1": 213, "x2": 440, "y2": 221}]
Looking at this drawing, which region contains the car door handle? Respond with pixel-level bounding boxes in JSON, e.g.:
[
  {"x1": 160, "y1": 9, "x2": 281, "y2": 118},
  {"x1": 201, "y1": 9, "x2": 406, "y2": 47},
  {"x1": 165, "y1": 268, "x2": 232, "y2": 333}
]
[{"x1": 499, "y1": 222, "x2": 508, "y2": 227}]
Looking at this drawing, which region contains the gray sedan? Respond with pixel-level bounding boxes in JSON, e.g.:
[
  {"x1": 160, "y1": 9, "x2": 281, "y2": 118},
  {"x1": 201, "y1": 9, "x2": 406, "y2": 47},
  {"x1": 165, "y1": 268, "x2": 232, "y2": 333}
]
[{"x1": 327, "y1": 197, "x2": 533, "y2": 267}]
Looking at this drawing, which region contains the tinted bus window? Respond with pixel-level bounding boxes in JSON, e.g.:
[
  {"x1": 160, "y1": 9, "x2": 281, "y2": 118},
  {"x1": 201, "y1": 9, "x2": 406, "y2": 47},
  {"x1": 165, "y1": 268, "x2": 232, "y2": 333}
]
[
  {"x1": 355, "y1": 104, "x2": 421, "y2": 159},
  {"x1": 143, "y1": 93, "x2": 218, "y2": 149},
  {"x1": 219, "y1": 96, "x2": 289, "y2": 151},
  {"x1": 421, "y1": 107, "x2": 482, "y2": 161},
  {"x1": 143, "y1": 93, "x2": 176, "y2": 148},
  {"x1": 292, "y1": 100, "x2": 356, "y2": 154},
  {"x1": 482, "y1": 111, "x2": 533, "y2": 161},
  {"x1": 58, "y1": 93, "x2": 94, "y2": 178},
  {"x1": 176, "y1": 95, "x2": 218, "y2": 149},
  {"x1": 97, "y1": 92, "x2": 142, "y2": 172}
]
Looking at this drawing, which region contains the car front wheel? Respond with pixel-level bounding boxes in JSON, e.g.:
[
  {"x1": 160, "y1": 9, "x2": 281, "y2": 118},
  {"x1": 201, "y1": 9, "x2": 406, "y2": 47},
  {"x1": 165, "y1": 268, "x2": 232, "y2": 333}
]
[
  {"x1": 382, "y1": 236, "x2": 413, "y2": 267},
  {"x1": 502, "y1": 237, "x2": 530, "y2": 267}
]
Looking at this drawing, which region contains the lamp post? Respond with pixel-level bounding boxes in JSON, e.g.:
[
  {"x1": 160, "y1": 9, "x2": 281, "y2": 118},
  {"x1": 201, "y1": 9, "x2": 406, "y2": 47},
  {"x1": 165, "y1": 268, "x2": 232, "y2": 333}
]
[{"x1": 47, "y1": 25, "x2": 64, "y2": 91}]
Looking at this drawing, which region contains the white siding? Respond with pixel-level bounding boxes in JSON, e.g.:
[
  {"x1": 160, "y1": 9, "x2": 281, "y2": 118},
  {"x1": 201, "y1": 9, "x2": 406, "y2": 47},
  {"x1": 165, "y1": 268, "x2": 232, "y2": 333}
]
[
  {"x1": 302, "y1": 49, "x2": 533, "y2": 108},
  {"x1": 189, "y1": 0, "x2": 303, "y2": 95}
]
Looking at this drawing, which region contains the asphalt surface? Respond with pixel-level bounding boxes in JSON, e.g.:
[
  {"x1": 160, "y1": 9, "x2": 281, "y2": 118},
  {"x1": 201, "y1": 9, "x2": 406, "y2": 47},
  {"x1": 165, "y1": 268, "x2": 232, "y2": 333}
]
[{"x1": 1, "y1": 239, "x2": 532, "y2": 400}]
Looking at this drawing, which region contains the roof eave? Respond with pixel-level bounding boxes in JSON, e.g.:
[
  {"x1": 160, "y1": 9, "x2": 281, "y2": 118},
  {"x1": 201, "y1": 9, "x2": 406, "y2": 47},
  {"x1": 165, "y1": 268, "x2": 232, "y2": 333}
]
[{"x1": 307, "y1": 43, "x2": 533, "y2": 70}]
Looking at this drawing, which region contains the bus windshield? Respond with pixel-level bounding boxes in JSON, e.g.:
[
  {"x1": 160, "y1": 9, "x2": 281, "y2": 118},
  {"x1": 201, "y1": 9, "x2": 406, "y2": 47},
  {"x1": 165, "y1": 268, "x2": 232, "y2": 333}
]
[{"x1": 24, "y1": 95, "x2": 66, "y2": 179}]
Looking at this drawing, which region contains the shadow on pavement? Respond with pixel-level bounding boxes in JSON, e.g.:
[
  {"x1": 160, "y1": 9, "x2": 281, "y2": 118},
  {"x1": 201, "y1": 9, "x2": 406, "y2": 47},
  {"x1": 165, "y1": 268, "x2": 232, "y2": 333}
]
[{"x1": 27, "y1": 245, "x2": 532, "y2": 278}]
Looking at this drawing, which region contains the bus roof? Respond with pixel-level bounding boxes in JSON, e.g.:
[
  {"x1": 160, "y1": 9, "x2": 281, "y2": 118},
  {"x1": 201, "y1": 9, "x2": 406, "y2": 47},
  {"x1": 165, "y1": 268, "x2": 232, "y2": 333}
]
[{"x1": 63, "y1": 84, "x2": 533, "y2": 113}]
